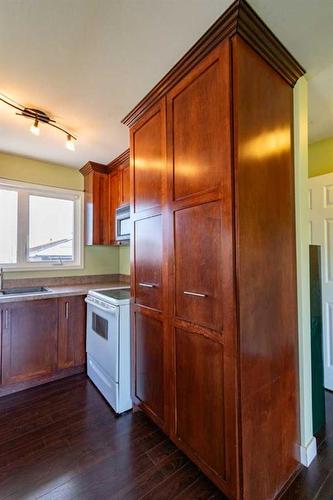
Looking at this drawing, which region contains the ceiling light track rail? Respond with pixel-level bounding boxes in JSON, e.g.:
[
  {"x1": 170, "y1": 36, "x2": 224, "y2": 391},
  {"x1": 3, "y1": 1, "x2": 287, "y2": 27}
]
[{"x1": 0, "y1": 95, "x2": 77, "y2": 150}]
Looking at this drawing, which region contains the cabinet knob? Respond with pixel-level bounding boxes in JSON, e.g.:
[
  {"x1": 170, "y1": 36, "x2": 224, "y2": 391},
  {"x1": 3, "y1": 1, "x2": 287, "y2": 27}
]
[
  {"x1": 65, "y1": 302, "x2": 69, "y2": 319},
  {"x1": 183, "y1": 291, "x2": 207, "y2": 298}
]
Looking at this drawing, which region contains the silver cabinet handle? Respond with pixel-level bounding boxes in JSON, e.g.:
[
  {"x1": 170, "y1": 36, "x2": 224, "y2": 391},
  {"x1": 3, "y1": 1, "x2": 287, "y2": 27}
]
[
  {"x1": 4, "y1": 310, "x2": 9, "y2": 329},
  {"x1": 65, "y1": 302, "x2": 69, "y2": 320},
  {"x1": 139, "y1": 283, "x2": 155, "y2": 288},
  {"x1": 183, "y1": 291, "x2": 207, "y2": 298}
]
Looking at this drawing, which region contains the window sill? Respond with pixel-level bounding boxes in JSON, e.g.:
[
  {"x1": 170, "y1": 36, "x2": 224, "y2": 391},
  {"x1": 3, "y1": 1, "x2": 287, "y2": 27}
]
[{"x1": 3, "y1": 264, "x2": 84, "y2": 272}]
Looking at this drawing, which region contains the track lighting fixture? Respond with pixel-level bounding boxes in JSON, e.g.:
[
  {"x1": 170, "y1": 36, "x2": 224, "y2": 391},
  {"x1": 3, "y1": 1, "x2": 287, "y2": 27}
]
[
  {"x1": 30, "y1": 118, "x2": 40, "y2": 136},
  {"x1": 0, "y1": 94, "x2": 77, "y2": 151},
  {"x1": 66, "y1": 134, "x2": 75, "y2": 151}
]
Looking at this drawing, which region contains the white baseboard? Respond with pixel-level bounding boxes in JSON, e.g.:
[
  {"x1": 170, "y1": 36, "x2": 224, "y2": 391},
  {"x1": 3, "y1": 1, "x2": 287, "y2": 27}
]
[{"x1": 299, "y1": 436, "x2": 317, "y2": 467}]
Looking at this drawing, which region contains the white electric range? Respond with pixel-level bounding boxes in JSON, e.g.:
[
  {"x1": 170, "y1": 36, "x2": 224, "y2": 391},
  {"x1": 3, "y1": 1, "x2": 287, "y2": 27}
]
[{"x1": 85, "y1": 287, "x2": 132, "y2": 414}]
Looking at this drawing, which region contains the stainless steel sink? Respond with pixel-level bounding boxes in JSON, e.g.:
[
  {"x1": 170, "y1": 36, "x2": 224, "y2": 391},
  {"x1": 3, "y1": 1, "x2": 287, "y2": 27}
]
[{"x1": 0, "y1": 286, "x2": 52, "y2": 296}]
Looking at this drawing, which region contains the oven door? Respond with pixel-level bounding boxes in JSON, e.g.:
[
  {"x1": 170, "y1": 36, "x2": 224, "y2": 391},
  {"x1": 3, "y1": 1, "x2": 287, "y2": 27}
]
[{"x1": 85, "y1": 297, "x2": 119, "y2": 383}]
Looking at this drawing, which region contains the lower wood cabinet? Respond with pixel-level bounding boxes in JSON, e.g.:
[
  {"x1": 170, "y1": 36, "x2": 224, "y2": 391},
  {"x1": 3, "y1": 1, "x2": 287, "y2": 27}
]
[
  {"x1": 1, "y1": 299, "x2": 58, "y2": 385},
  {"x1": 175, "y1": 329, "x2": 225, "y2": 479},
  {"x1": 133, "y1": 311, "x2": 165, "y2": 423},
  {"x1": 0, "y1": 295, "x2": 86, "y2": 390},
  {"x1": 58, "y1": 296, "x2": 86, "y2": 369}
]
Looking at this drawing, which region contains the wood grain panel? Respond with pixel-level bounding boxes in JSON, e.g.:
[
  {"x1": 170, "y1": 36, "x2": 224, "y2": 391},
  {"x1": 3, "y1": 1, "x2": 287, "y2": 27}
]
[
  {"x1": 1, "y1": 300, "x2": 58, "y2": 385},
  {"x1": 168, "y1": 45, "x2": 228, "y2": 200},
  {"x1": 134, "y1": 215, "x2": 163, "y2": 310},
  {"x1": 132, "y1": 102, "x2": 165, "y2": 213},
  {"x1": 121, "y1": 166, "x2": 130, "y2": 205},
  {"x1": 58, "y1": 298, "x2": 74, "y2": 369},
  {"x1": 174, "y1": 201, "x2": 223, "y2": 332},
  {"x1": 82, "y1": 168, "x2": 110, "y2": 246},
  {"x1": 72, "y1": 296, "x2": 87, "y2": 366},
  {"x1": 109, "y1": 170, "x2": 120, "y2": 242},
  {"x1": 175, "y1": 328, "x2": 225, "y2": 479},
  {"x1": 58, "y1": 296, "x2": 86, "y2": 369},
  {"x1": 134, "y1": 311, "x2": 164, "y2": 421},
  {"x1": 233, "y1": 36, "x2": 299, "y2": 500}
]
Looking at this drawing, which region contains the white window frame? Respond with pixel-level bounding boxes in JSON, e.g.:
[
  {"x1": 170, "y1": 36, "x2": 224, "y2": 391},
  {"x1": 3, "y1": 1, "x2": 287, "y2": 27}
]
[{"x1": 0, "y1": 178, "x2": 84, "y2": 271}]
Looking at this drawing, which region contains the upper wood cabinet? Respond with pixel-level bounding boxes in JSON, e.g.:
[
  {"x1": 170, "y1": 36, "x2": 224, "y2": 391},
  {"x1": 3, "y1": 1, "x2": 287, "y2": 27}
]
[
  {"x1": 1, "y1": 300, "x2": 58, "y2": 385},
  {"x1": 120, "y1": 165, "x2": 130, "y2": 205},
  {"x1": 109, "y1": 170, "x2": 121, "y2": 243},
  {"x1": 167, "y1": 49, "x2": 227, "y2": 201},
  {"x1": 80, "y1": 161, "x2": 110, "y2": 246},
  {"x1": 123, "y1": 1, "x2": 305, "y2": 498},
  {"x1": 80, "y1": 150, "x2": 130, "y2": 245},
  {"x1": 108, "y1": 149, "x2": 130, "y2": 243},
  {"x1": 131, "y1": 102, "x2": 166, "y2": 214}
]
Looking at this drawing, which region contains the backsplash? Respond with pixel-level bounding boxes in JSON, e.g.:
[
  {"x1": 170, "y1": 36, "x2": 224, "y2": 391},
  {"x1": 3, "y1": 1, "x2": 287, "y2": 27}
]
[{"x1": 3, "y1": 273, "x2": 130, "y2": 289}]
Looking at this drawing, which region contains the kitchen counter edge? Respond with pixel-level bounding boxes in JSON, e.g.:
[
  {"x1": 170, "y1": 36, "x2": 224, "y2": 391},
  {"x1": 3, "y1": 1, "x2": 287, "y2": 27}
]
[{"x1": 0, "y1": 282, "x2": 129, "y2": 304}]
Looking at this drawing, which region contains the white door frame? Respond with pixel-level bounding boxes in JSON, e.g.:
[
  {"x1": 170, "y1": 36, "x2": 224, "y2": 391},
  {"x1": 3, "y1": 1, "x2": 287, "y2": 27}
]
[{"x1": 294, "y1": 77, "x2": 317, "y2": 467}]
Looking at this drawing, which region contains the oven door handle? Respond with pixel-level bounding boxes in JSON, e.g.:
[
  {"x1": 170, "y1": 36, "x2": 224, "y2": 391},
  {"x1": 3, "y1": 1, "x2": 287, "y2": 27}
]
[{"x1": 85, "y1": 297, "x2": 118, "y2": 314}]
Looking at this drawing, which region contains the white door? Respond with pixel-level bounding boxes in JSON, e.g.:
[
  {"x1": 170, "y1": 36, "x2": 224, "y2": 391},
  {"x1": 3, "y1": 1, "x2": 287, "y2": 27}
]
[{"x1": 309, "y1": 173, "x2": 333, "y2": 390}]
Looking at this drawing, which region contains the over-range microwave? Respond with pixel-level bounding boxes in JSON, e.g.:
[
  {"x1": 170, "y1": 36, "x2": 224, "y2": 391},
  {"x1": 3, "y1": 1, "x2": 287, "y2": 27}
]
[{"x1": 115, "y1": 204, "x2": 130, "y2": 242}]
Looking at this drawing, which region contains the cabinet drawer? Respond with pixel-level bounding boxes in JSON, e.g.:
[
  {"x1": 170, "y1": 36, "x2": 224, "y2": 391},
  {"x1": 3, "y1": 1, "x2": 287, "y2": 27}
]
[
  {"x1": 174, "y1": 201, "x2": 223, "y2": 332},
  {"x1": 134, "y1": 215, "x2": 163, "y2": 310}
]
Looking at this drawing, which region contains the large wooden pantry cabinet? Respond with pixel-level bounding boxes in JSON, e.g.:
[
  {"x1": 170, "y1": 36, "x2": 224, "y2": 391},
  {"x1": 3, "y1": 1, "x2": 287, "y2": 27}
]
[{"x1": 123, "y1": 1, "x2": 305, "y2": 499}]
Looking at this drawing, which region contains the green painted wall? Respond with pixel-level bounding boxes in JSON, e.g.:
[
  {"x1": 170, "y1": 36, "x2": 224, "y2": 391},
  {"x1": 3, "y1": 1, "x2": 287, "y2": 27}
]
[
  {"x1": 0, "y1": 152, "x2": 83, "y2": 190},
  {"x1": 119, "y1": 246, "x2": 130, "y2": 275},
  {"x1": 309, "y1": 137, "x2": 333, "y2": 177},
  {"x1": 0, "y1": 151, "x2": 122, "y2": 279}
]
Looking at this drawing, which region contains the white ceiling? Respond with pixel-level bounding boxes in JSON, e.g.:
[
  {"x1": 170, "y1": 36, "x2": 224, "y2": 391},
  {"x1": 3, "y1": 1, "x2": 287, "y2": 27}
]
[{"x1": 0, "y1": 0, "x2": 332, "y2": 169}]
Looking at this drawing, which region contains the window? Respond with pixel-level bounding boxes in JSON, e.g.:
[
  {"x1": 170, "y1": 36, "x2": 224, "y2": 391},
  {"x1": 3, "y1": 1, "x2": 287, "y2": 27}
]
[{"x1": 0, "y1": 179, "x2": 83, "y2": 270}]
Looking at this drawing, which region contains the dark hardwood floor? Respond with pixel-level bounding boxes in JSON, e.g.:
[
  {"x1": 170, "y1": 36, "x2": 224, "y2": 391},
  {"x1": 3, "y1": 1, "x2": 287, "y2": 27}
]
[
  {"x1": 0, "y1": 374, "x2": 332, "y2": 499},
  {"x1": 0, "y1": 375, "x2": 224, "y2": 499},
  {"x1": 281, "y1": 390, "x2": 333, "y2": 500}
]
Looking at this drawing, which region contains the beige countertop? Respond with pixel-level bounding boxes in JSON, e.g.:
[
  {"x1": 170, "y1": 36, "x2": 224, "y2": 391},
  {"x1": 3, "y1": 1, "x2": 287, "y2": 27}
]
[{"x1": 0, "y1": 281, "x2": 130, "y2": 304}]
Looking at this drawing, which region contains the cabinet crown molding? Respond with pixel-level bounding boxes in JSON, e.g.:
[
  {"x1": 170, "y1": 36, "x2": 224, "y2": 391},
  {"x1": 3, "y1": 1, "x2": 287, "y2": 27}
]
[
  {"x1": 80, "y1": 161, "x2": 108, "y2": 176},
  {"x1": 122, "y1": 0, "x2": 305, "y2": 127},
  {"x1": 107, "y1": 149, "x2": 130, "y2": 173}
]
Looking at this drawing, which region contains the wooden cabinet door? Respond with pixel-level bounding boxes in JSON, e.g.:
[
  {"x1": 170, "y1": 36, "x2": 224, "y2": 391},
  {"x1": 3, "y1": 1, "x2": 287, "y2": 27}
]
[
  {"x1": 134, "y1": 311, "x2": 164, "y2": 423},
  {"x1": 58, "y1": 296, "x2": 86, "y2": 369},
  {"x1": 131, "y1": 100, "x2": 166, "y2": 213},
  {"x1": 109, "y1": 170, "x2": 121, "y2": 242},
  {"x1": 83, "y1": 170, "x2": 110, "y2": 245},
  {"x1": 167, "y1": 43, "x2": 230, "y2": 200},
  {"x1": 174, "y1": 201, "x2": 223, "y2": 332},
  {"x1": 121, "y1": 166, "x2": 130, "y2": 205},
  {"x1": 134, "y1": 215, "x2": 163, "y2": 310},
  {"x1": 175, "y1": 328, "x2": 226, "y2": 479},
  {"x1": 1, "y1": 300, "x2": 58, "y2": 385}
]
